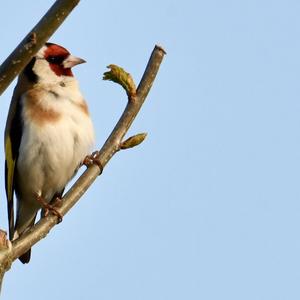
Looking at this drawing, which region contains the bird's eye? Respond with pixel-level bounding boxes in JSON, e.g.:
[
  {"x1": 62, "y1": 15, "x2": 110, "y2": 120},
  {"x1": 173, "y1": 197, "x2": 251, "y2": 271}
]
[
  {"x1": 47, "y1": 56, "x2": 63, "y2": 64},
  {"x1": 48, "y1": 56, "x2": 57, "y2": 63}
]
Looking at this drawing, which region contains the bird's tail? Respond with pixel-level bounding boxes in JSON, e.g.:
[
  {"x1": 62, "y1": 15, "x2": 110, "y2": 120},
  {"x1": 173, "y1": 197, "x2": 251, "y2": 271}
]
[
  {"x1": 19, "y1": 249, "x2": 31, "y2": 264},
  {"x1": 14, "y1": 212, "x2": 37, "y2": 264}
]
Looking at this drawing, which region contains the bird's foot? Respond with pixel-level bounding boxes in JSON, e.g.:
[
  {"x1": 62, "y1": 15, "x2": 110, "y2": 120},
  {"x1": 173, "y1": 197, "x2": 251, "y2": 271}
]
[
  {"x1": 36, "y1": 195, "x2": 63, "y2": 223},
  {"x1": 83, "y1": 151, "x2": 103, "y2": 174}
]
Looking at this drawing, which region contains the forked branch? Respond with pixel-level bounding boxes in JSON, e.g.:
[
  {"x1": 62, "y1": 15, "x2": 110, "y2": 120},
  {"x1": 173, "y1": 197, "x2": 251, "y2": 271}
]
[
  {"x1": 0, "y1": 45, "x2": 166, "y2": 283},
  {"x1": 0, "y1": 0, "x2": 165, "y2": 289}
]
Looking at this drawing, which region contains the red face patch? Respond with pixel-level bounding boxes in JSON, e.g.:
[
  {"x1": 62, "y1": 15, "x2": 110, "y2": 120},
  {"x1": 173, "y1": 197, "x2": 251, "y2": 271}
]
[{"x1": 44, "y1": 43, "x2": 73, "y2": 77}]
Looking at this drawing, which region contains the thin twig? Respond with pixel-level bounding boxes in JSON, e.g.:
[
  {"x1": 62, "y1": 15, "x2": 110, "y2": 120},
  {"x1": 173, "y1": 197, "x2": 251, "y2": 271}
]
[{"x1": 0, "y1": 0, "x2": 80, "y2": 95}]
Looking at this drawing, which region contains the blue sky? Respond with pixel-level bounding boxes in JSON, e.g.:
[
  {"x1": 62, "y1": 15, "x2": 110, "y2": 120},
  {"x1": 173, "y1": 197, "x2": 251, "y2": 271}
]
[{"x1": 1, "y1": 0, "x2": 300, "y2": 299}]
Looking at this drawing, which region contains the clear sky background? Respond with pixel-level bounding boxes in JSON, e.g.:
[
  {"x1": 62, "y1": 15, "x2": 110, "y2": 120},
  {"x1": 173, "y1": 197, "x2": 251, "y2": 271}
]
[{"x1": 1, "y1": 0, "x2": 300, "y2": 299}]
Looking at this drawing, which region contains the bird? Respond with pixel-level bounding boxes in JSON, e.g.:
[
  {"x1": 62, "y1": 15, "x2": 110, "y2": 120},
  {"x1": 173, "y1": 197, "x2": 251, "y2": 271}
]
[{"x1": 5, "y1": 42, "x2": 95, "y2": 263}]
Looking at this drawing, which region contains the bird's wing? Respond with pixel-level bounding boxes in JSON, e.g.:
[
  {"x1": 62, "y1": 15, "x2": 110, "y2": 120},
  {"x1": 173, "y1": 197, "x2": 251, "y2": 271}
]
[{"x1": 5, "y1": 89, "x2": 23, "y2": 240}]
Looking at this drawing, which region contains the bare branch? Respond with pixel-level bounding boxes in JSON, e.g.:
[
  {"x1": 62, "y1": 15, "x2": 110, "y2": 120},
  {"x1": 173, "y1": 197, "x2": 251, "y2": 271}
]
[
  {"x1": 0, "y1": 0, "x2": 80, "y2": 95},
  {"x1": 0, "y1": 45, "x2": 166, "y2": 281}
]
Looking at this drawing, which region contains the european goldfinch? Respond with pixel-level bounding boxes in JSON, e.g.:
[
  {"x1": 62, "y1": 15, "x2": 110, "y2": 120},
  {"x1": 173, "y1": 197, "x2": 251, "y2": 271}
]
[{"x1": 5, "y1": 43, "x2": 95, "y2": 263}]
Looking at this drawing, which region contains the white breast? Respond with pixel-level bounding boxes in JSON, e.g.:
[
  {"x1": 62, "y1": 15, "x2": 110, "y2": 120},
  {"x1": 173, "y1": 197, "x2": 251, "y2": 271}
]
[{"x1": 17, "y1": 79, "x2": 95, "y2": 202}]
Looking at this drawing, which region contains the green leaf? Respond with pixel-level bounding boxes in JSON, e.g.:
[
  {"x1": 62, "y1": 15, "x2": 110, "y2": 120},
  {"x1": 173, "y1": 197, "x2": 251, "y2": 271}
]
[{"x1": 103, "y1": 64, "x2": 136, "y2": 97}]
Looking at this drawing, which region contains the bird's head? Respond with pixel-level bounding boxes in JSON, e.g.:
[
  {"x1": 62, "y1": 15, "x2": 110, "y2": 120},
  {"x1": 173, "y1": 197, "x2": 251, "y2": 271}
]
[{"x1": 23, "y1": 43, "x2": 86, "y2": 84}]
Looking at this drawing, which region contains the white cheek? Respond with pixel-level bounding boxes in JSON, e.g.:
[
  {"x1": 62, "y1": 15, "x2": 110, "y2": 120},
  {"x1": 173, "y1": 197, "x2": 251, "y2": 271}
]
[{"x1": 33, "y1": 59, "x2": 60, "y2": 83}]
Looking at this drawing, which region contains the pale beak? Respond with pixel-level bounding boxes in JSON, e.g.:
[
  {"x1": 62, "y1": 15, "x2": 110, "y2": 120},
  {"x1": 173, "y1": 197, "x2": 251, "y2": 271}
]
[{"x1": 63, "y1": 55, "x2": 86, "y2": 68}]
